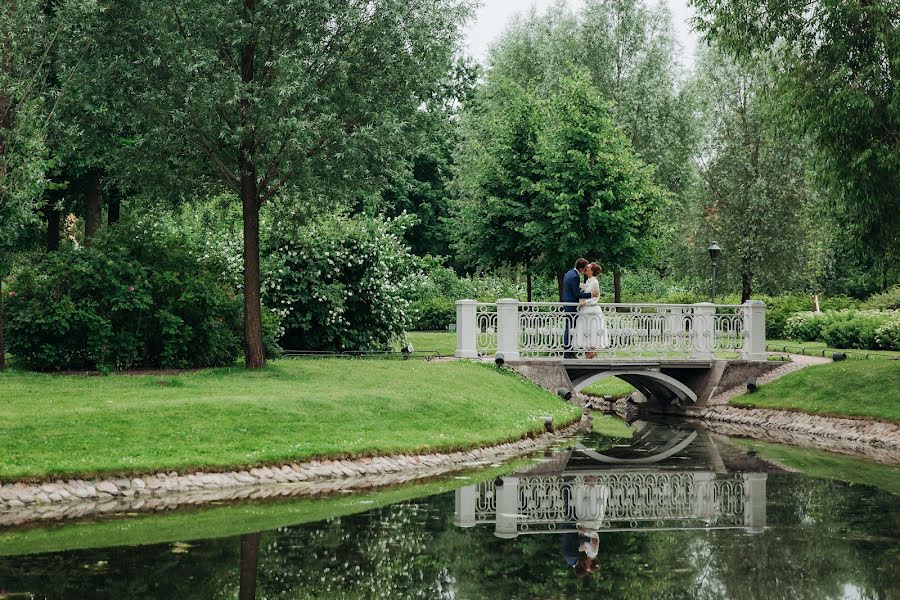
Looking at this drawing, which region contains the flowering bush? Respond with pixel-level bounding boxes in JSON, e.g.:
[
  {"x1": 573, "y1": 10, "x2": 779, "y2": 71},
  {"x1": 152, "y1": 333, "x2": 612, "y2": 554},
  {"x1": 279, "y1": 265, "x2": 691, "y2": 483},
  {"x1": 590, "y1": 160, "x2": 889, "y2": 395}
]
[
  {"x1": 784, "y1": 309, "x2": 900, "y2": 351},
  {"x1": 263, "y1": 214, "x2": 417, "y2": 351},
  {"x1": 5, "y1": 218, "x2": 252, "y2": 370}
]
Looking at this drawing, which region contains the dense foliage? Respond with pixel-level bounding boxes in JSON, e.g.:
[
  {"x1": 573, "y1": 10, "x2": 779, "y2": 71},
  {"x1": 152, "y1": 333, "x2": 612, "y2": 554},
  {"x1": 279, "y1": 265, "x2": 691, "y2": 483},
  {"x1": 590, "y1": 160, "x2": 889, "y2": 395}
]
[
  {"x1": 263, "y1": 214, "x2": 417, "y2": 351},
  {"x1": 5, "y1": 219, "x2": 249, "y2": 371},
  {"x1": 784, "y1": 310, "x2": 900, "y2": 351}
]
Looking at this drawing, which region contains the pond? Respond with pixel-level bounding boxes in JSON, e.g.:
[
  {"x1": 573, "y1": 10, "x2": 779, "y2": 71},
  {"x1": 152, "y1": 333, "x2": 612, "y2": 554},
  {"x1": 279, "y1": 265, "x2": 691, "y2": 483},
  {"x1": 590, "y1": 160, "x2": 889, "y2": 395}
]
[{"x1": 1, "y1": 417, "x2": 898, "y2": 599}]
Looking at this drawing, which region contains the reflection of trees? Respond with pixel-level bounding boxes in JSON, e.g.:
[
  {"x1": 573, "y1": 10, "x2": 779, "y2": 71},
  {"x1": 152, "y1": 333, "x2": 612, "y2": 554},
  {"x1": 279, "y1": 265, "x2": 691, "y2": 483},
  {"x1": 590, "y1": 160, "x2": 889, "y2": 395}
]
[
  {"x1": 0, "y1": 474, "x2": 896, "y2": 599},
  {"x1": 0, "y1": 538, "x2": 238, "y2": 599},
  {"x1": 698, "y1": 476, "x2": 900, "y2": 600}
]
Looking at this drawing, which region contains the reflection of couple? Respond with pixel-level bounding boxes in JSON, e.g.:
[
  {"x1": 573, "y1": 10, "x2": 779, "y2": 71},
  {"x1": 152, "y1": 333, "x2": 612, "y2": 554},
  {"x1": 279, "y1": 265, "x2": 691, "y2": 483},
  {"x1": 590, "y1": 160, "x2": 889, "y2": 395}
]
[
  {"x1": 561, "y1": 476, "x2": 609, "y2": 578},
  {"x1": 561, "y1": 257, "x2": 610, "y2": 359}
]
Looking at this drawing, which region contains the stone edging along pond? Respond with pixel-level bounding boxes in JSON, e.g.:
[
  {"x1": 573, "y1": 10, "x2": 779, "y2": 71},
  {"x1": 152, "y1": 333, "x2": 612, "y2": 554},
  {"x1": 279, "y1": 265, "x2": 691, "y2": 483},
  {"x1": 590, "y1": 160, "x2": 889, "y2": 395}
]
[{"x1": 0, "y1": 414, "x2": 590, "y2": 527}]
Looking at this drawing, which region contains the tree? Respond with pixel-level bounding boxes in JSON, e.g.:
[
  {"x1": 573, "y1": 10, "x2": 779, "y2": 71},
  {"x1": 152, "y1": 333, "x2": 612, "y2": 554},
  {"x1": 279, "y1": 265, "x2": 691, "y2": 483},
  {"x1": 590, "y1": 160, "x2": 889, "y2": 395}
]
[
  {"x1": 469, "y1": 0, "x2": 696, "y2": 298},
  {"x1": 450, "y1": 78, "x2": 543, "y2": 299},
  {"x1": 692, "y1": 0, "x2": 900, "y2": 289},
  {"x1": 533, "y1": 73, "x2": 668, "y2": 294},
  {"x1": 687, "y1": 48, "x2": 817, "y2": 301},
  {"x1": 0, "y1": 0, "x2": 57, "y2": 368},
  {"x1": 103, "y1": 0, "x2": 471, "y2": 367}
]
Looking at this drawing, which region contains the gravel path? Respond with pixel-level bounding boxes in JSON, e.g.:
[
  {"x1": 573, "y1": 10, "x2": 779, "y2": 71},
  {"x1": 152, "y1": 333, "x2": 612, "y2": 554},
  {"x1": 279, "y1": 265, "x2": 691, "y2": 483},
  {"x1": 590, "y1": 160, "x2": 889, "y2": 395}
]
[{"x1": 708, "y1": 353, "x2": 831, "y2": 406}]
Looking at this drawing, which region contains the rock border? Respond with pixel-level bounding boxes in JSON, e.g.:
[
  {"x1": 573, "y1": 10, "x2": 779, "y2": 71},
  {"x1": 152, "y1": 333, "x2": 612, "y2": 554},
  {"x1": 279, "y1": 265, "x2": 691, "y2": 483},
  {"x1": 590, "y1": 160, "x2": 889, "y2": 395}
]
[{"x1": 0, "y1": 414, "x2": 590, "y2": 527}]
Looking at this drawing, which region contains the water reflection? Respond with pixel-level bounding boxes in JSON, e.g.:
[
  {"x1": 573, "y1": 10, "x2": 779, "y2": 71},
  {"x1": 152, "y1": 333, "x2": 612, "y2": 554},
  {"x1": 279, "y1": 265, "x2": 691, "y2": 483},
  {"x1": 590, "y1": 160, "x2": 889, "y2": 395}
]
[{"x1": 0, "y1": 418, "x2": 897, "y2": 599}]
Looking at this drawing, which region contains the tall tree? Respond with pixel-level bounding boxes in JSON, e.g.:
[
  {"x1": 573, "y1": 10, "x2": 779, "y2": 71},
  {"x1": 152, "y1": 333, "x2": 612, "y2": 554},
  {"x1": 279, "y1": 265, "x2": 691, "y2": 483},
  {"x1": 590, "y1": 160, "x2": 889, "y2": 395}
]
[
  {"x1": 104, "y1": 0, "x2": 470, "y2": 367},
  {"x1": 687, "y1": 48, "x2": 816, "y2": 301},
  {"x1": 0, "y1": 0, "x2": 57, "y2": 368},
  {"x1": 450, "y1": 78, "x2": 543, "y2": 299},
  {"x1": 692, "y1": 0, "x2": 900, "y2": 288},
  {"x1": 533, "y1": 73, "x2": 668, "y2": 293}
]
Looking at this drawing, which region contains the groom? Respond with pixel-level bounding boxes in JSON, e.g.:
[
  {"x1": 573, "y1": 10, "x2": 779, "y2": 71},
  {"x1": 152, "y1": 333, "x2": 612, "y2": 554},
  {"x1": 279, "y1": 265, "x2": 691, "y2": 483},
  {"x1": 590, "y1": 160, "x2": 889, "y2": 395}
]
[{"x1": 561, "y1": 258, "x2": 598, "y2": 359}]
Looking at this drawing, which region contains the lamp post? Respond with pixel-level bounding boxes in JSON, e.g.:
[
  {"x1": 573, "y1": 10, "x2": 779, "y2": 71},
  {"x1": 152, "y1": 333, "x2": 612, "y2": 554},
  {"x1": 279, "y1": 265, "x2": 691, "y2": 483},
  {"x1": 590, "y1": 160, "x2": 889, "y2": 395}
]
[{"x1": 708, "y1": 242, "x2": 721, "y2": 304}]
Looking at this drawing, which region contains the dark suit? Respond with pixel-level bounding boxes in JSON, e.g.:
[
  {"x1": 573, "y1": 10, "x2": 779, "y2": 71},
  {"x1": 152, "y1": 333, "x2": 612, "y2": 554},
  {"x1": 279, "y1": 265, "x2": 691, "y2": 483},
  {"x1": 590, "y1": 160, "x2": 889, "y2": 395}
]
[{"x1": 561, "y1": 269, "x2": 592, "y2": 357}]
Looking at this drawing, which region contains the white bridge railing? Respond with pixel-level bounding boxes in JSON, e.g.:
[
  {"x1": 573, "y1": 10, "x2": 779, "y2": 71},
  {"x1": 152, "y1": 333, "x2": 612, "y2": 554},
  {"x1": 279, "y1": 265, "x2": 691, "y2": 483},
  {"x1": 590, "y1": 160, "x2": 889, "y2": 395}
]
[
  {"x1": 454, "y1": 472, "x2": 767, "y2": 537},
  {"x1": 455, "y1": 300, "x2": 767, "y2": 362}
]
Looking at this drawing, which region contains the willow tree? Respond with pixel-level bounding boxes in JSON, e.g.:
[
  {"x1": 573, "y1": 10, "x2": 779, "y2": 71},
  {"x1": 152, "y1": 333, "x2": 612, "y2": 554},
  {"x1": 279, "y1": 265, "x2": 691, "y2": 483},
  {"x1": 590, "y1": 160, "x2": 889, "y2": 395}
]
[
  {"x1": 693, "y1": 0, "x2": 900, "y2": 289},
  {"x1": 100, "y1": 0, "x2": 470, "y2": 367}
]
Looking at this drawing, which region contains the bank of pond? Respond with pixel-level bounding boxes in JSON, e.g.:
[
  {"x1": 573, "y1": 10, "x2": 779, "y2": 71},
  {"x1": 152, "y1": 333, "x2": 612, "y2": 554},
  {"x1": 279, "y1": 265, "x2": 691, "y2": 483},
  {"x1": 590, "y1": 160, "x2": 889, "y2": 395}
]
[{"x1": 0, "y1": 418, "x2": 897, "y2": 599}]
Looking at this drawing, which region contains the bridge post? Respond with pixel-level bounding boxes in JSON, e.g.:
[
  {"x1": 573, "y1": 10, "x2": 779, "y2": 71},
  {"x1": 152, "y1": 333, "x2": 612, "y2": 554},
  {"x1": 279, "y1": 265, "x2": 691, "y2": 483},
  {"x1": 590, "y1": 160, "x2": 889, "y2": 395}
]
[
  {"x1": 741, "y1": 300, "x2": 767, "y2": 362},
  {"x1": 692, "y1": 303, "x2": 716, "y2": 360},
  {"x1": 495, "y1": 476, "x2": 520, "y2": 539},
  {"x1": 454, "y1": 485, "x2": 478, "y2": 528},
  {"x1": 455, "y1": 300, "x2": 478, "y2": 358},
  {"x1": 495, "y1": 298, "x2": 521, "y2": 361},
  {"x1": 743, "y1": 472, "x2": 767, "y2": 532},
  {"x1": 692, "y1": 472, "x2": 716, "y2": 522}
]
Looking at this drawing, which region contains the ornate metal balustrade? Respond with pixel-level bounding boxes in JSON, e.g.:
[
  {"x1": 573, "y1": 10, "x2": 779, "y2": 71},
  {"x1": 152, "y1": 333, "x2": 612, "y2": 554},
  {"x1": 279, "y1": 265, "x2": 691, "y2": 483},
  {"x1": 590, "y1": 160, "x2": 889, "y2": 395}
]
[
  {"x1": 454, "y1": 472, "x2": 767, "y2": 537},
  {"x1": 455, "y1": 299, "x2": 767, "y2": 362}
]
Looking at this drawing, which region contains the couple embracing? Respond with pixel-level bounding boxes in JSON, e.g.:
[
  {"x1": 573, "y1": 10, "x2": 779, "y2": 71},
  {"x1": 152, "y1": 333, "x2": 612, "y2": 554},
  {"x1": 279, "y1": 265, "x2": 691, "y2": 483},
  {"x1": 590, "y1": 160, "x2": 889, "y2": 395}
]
[{"x1": 561, "y1": 257, "x2": 610, "y2": 359}]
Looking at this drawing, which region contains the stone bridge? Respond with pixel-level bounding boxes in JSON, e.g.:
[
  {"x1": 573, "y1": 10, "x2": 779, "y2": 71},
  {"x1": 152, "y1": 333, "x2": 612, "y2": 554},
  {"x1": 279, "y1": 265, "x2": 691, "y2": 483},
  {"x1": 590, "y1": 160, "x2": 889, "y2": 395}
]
[{"x1": 455, "y1": 300, "x2": 780, "y2": 406}]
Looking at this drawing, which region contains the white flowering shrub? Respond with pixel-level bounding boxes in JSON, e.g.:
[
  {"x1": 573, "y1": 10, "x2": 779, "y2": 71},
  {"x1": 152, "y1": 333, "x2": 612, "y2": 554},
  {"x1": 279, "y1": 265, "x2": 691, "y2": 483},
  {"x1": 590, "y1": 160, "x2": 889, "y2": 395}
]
[{"x1": 263, "y1": 214, "x2": 417, "y2": 351}]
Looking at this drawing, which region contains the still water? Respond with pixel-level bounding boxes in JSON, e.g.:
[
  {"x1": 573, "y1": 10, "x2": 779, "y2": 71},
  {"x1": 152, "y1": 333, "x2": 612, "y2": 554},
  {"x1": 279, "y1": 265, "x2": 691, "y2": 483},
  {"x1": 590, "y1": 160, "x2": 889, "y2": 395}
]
[{"x1": 1, "y1": 418, "x2": 898, "y2": 599}]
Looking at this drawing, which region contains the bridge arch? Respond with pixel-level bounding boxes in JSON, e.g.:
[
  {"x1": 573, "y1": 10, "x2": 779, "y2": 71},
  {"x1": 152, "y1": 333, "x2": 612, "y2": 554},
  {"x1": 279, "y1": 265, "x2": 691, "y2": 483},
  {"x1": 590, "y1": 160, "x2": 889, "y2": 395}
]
[{"x1": 570, "y1": 370, "x2": 698, "y2": 404}]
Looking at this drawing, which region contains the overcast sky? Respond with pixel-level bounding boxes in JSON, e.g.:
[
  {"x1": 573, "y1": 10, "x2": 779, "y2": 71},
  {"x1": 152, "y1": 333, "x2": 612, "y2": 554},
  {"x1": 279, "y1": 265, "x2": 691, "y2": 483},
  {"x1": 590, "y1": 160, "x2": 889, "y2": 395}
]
[{"x1": 463, "y1": 0, "x2": 701, "y2": 70}]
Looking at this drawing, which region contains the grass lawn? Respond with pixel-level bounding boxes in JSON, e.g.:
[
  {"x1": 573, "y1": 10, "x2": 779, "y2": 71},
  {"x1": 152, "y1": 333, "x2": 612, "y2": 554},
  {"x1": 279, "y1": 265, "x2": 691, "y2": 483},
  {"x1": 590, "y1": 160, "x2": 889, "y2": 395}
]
[
  {"x1": 767, "y1": 339, "x2": 900, "y2": 360},
  {"x1": 582, "y1": 377, "x2": 636, "y2": 399},
  {"x1": 0, "y1": 359, "x2": 580, "y2": 482},
  {"x1": 732, "y1": 438, "x2": 900, "y2": 496},
  {"x1": 731, "y1": 360, "x2": 900, "y2": 422},
  {"x1": 403, "y1": 331, "x2": 457, "y2": 356},
  {"x1": 0, "y1": 460, "x2": 528, "y2": 557}
]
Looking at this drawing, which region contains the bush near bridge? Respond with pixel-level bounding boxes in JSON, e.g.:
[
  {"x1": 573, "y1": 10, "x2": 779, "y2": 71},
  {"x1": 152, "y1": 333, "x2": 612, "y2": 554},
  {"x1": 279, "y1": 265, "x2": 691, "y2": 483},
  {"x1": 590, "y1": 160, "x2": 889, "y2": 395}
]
[
  {"x1": 4, "y1": 218, "x2": 273, "y2": 371},
  {"x1": 784, "y1": 310, "x2": 900, "y2": 351}
]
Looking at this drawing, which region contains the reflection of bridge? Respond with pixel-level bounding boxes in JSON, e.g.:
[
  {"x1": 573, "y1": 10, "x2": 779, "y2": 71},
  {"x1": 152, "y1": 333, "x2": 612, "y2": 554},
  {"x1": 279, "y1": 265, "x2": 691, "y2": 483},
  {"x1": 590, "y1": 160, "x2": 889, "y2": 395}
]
[
  {"x1": 455, "y1": 471, "x2": 767, "y2": 538},
  {"x1": 454, "y1": 419, "x2": 767, "y2": 538},
  {"x1": 455, "y1": 300, "x2": 774, "y2": 406}
]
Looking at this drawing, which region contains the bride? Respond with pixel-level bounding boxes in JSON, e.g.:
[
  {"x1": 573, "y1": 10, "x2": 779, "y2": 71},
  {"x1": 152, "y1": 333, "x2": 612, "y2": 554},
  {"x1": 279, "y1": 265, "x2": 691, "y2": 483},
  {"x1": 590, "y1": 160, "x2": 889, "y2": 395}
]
[{"x1": 576, "y1": 263, "x2": 609, "y2": 358}]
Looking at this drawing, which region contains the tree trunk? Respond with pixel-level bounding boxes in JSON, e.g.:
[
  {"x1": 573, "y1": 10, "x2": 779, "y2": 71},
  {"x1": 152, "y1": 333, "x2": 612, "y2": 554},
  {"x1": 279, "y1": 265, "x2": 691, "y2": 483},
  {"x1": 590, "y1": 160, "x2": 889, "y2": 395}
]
[
  {"x1": 83, "y1": 170, "x2": 102, "y2": 242},
  {"x1": 0, "y1": 273, "x2": 5, "y2": 370},
  {"x1": 238, "y1": 532, "x2": 261, "y2": 600},
  {"x1": 45, "y1": 202, "x2": 60, "y2": 251},
  {"x1": 741, "y1": 270, "x2": 752, "y2": 303},
  {"x1": 557, "y1": 270, "x2": 565, "y2": 301},
  {"x1": 613, "y1": 271, "x2": 622, "y2": 304},
  {"x1": 107, "y1": 195, "x2": 120, "y2": 225},
  {"x1": 240, "y1": 0, "x2": 265, "y2": 369}
]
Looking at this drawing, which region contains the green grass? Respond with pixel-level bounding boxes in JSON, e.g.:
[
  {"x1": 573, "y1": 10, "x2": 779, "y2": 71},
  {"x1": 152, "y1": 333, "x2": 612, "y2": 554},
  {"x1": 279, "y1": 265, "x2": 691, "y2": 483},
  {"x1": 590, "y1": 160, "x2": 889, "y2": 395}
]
[
  {"x1": 732, "y1": 438, "x2": 900, "y2": 496},
  {"x1": 582, "y1": 376, "x2": 636, "y2": 399},
  {"x1": 403, "y1": 331, "x2": 457, "y2": 356},
  {"x1": 0, "y1": 359, "x2": 580, "y2": 481},
  {"x1": 767, "y1": 339, "x2": 900, "y2": 359},
  {"x1": 0, "y1": 460, "x2": 529, "y2": 557},
  {"x1": 592, "y1": 414, "x2": 634, "y2": 438},
  {"x1": 731, "y1": 360, "x2": 900, "y2": 422}
]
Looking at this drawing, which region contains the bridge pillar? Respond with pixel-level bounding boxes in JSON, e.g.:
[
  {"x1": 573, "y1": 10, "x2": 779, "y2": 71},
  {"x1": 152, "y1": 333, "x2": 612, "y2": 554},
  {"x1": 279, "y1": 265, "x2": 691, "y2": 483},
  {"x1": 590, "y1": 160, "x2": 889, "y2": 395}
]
[
  {"x1": 692, "y1": 303, "x2": 716, "y2": 360},
  {"x1": 495, "y1": 476, "x2": 520, "y2": 539},
  {"x1": 741, "y1": 301, "x2": 767, "y2": 362},
  {"x1": 455, "y1": 300, "x2": 478, "y2": 358},
  {"x1": 454, "y1": 485, "x2": 478, "y2": 528},
  {"x1": 743, "y1": 472, "x2": 767, "y2": 532},
  {"x1": 693, "y1": 472, "x2": 716, "y2": 522},
  {"x1": 496, "y1": 298, "x2": 520, "y2": 361}
]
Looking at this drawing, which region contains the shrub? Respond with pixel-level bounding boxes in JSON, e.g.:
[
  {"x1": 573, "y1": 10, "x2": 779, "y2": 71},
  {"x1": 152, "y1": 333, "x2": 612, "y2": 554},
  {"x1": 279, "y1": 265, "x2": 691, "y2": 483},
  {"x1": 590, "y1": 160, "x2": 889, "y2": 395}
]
[
  {"x1": 263, "y1": 214, "x2": 416, "y2": 351},
  {"x1": 6, "y1": 219, "x2": 249, "y2": 371},
  {"x1": 410, "y1": 296, "x2": 456, "y2": 331},
  {"x1": 875, "y1": 320, "x2": 900, "y2": 351},
  {"x1": 819, "y1": 312, "x2": 884, "y2": 350},
  {"x1": 759, "y1": 294, "x2": 815, "y2": 339},
  {"x1": 784, "y1": 311, "x2": 830, "y2": 342},
  {"x1": 865, "y1": 286, "x2": 900, "y2": 311}
]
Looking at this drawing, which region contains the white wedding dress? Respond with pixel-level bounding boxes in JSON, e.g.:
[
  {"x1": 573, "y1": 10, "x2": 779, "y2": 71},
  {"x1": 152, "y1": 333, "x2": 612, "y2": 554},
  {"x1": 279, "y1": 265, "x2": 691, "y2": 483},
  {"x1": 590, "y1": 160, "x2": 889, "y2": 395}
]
[{"x1": 575, "y1": 277, "x2": 609, "y2": 350}]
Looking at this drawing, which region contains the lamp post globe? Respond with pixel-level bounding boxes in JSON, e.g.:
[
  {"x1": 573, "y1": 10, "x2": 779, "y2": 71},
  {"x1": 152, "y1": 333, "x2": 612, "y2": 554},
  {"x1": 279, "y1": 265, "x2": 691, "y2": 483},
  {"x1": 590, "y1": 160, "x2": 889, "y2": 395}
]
[{"x1": 708, "y1": 242, "x2": 721, "y2": 303}]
